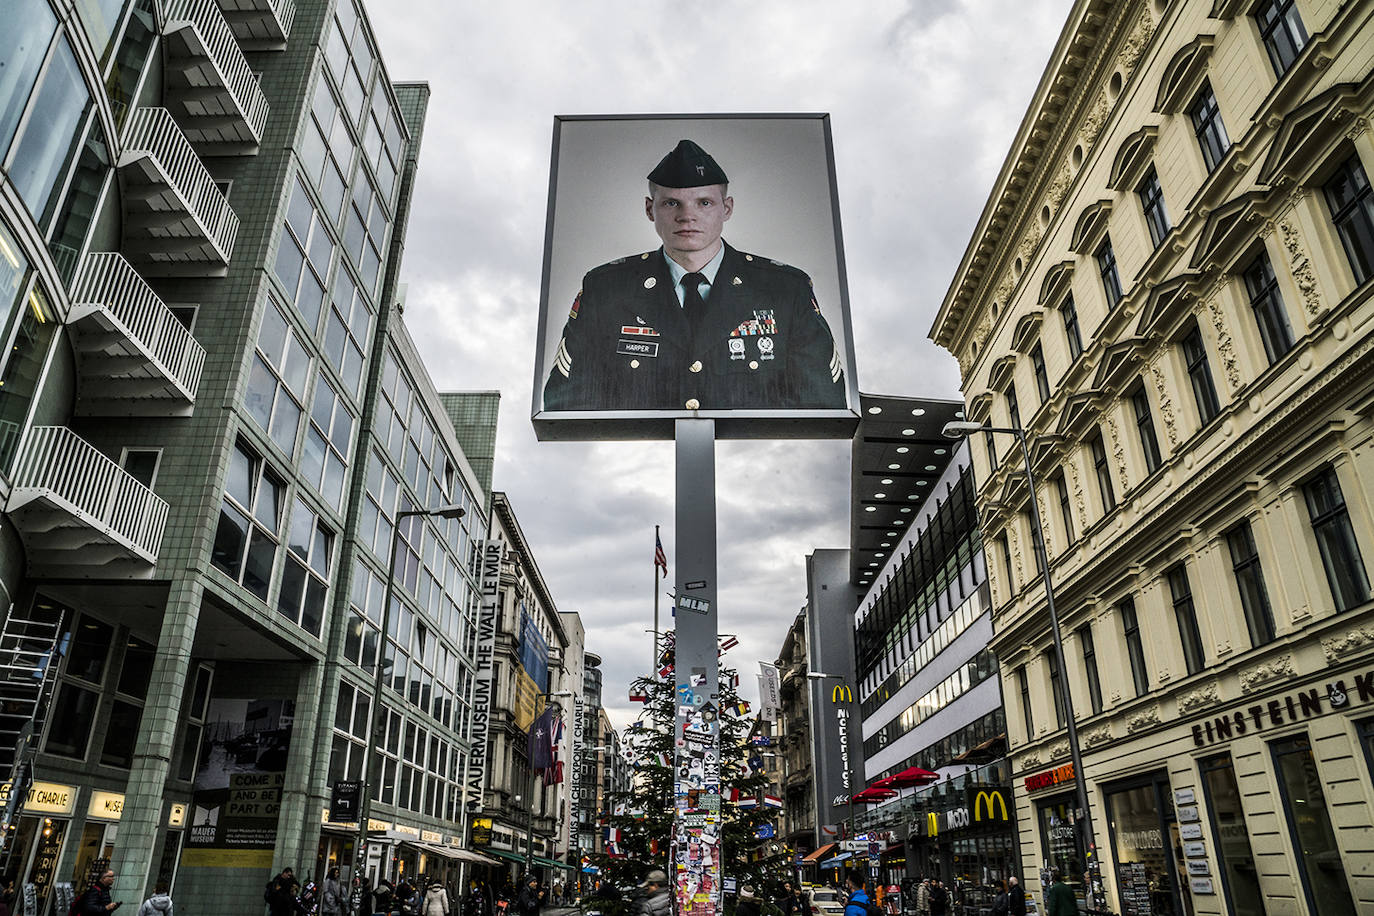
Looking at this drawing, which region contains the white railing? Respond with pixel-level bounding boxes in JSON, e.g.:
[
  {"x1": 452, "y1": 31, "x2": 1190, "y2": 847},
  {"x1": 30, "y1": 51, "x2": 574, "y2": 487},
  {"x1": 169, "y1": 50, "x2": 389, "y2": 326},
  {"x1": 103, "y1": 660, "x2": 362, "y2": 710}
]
[
  {"x1": 71, "y1": 253, "x2": 207, "y2": 398},
  {"x1": 124, "y1": 107, "x2": 239, "y2": 259},
  {"x1": 164, "y1": 0, "x2": 270, "y2": 142},
  {"x1": 215, "y1": 0, "x2": 296, "y2": 43},
  {"x1": 11, "y1": 426, "x2": 169, "y2": 562},
  {"x1": 270, "y1": 0, "x2": 296, "y2": 38}
]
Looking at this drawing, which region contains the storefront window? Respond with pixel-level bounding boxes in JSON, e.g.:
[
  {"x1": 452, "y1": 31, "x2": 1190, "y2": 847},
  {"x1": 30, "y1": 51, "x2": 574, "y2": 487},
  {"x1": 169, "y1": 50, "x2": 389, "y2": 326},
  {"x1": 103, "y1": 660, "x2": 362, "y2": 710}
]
[
  {"x1": 1104, "y1": 774, "x2": 1191, "y2": 916},
  {"x1": 1198, "y1": 754, "x2": 1266, "y2": 916},
  {"x1": 1269, "y1": 734, "x2": 1357, "y2": 916},
  {"x1": 1036, "y1": 794, "x2": 1086, "y2": 906}
]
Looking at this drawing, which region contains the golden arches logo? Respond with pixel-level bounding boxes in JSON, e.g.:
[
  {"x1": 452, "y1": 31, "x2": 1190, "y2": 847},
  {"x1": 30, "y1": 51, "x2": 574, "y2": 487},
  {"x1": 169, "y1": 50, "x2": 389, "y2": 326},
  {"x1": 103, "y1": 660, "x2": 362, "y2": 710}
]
[
  {"x1": 974, "y1": 791, "x2": 1008, "y2": 822},
  {"x1": 926, "y1": 812, "x2": 939, "y2": 836},
  {"x1": 831, "y1": 684, "x2": 853, "y2": 704}
]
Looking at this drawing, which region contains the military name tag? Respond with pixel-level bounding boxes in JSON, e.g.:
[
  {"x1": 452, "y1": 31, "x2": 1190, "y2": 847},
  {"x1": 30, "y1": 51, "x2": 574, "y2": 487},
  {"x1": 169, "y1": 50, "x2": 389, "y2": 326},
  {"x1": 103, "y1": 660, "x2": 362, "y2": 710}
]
[{"x1": 617, "y1": 339, "x2": 659, "y2": 357}]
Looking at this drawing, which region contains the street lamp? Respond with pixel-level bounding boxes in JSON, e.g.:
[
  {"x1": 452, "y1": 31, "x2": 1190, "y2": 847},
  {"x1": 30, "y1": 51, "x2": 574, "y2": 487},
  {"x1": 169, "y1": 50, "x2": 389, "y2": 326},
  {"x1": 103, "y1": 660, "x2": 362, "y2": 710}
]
[
  {"x1": 524, "y1": 689, "x2": 575, "y2": 877},
  {"x1": 942, "y1": 419, "x2": 1104, "y2": 909},
  {"x1": 806, "y1": 671, "x2": 857, "y2": 843},
  {"x1": 354, "y1": 503, "x2": 465, "y2": 883}
]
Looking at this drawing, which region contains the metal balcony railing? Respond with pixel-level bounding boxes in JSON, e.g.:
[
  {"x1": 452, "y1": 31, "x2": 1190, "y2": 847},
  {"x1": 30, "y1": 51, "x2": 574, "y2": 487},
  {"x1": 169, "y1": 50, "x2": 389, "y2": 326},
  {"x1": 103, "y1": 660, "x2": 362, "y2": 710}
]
[
  {"x1": 9, "y1": 426, "x2": 169, "y2": 564},
  {"x1": 163, "y1": 0, "x2": 270, "y2": 148},
  {"x1": 69, "y1": 252, "x2": 207, "y2": 402},
  {"x1": 121, "y1": 107, "x2": 239, "y2": 265},
  {"x1": 215, "y1": 0, "x2": 295, "y2": 50}
]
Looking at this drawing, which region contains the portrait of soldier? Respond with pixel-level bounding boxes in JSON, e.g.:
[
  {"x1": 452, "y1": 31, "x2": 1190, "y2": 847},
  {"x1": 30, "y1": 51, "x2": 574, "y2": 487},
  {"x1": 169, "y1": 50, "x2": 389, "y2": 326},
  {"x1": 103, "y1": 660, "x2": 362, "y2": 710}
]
[{"x1": 543, "y1": 139, "x2": 847, "y2": 412}]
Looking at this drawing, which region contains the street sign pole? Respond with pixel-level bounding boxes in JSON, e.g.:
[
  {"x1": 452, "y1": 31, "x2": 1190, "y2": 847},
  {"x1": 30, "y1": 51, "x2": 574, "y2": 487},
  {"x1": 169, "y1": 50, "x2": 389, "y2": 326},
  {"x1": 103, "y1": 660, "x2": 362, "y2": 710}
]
[{"x1": 672, "y1": 419, "x2": 722, "y2": 916}]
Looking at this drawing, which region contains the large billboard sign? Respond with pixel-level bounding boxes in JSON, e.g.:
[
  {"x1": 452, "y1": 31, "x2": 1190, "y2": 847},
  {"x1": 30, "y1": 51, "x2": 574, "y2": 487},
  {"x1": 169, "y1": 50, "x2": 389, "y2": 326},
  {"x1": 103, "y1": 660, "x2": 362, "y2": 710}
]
[{"x1": 532, "y1": 114, "x2": 860, "y2": 441}]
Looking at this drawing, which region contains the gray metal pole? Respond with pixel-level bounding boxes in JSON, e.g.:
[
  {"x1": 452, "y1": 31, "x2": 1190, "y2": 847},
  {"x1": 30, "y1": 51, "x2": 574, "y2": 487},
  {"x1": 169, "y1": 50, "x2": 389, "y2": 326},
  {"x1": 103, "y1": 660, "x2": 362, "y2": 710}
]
[
  {"x1": 654, "y1": 524, "x2": 661, "y2": 680},
  {"x1": 672, "y1": 419, "x2": 720, "y2": 916},
  {"x1": 1009, "y1": 427, "x2": 1103, "y2": 910}
]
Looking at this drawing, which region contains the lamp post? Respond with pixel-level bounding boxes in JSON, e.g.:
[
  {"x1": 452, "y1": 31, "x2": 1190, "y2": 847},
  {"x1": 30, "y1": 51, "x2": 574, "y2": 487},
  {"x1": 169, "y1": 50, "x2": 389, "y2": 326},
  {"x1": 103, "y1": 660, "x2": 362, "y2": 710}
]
[
  {"x1": 523, "y1": 689, "x2": 574, "y2": 878},
  {"x1": 354, "y1": 503, "x2": 465, "y2": 884},
  {"x1": 942, "y1": 419, "x2": 1105, "y2": 911},
  {"x1": 805, "y1": 671, "x2": 856, "y2": 843}
]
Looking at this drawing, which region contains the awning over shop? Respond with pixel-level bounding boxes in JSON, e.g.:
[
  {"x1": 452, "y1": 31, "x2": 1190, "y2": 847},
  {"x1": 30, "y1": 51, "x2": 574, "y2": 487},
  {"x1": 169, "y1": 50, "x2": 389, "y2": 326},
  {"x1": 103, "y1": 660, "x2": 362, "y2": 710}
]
[
  {"x1": 801, "y1": 843, "x2": 837, "y2": 863},
  {"x1": 481, "y1": 848, "x2": 527, "y2": 864},
  {"x1": 532, "y1": 856, "x2": 574, "y2": 871},
  {"x1": 404, "y1": 842, "x2": 502, "y2": 866},
  {"x1": 818, "y1": 852, "x2": 852, "y2": 869}
]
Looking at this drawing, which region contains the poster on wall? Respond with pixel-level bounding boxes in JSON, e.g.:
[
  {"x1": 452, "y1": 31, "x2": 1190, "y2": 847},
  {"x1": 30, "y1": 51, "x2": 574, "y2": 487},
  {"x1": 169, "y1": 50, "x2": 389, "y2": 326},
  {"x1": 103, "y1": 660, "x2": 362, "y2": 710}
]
[{"x1": 182, "y1": 699, "x2": 295, "y2": 867}]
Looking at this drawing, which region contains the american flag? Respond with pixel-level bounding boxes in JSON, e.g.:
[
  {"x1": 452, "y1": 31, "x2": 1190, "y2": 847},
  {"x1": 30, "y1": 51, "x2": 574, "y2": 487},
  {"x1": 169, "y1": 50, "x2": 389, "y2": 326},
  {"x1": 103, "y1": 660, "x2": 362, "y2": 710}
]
[{"x1": 655, "y1": 534, "x2": 668, "y2": 575}]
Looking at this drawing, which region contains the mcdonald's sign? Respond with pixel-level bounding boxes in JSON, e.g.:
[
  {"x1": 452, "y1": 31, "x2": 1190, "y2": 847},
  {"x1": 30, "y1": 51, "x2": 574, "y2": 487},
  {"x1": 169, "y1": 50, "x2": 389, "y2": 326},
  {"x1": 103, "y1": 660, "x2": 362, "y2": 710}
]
[
  {"x1": 971, "y1": 789, "x2": 1010, "y2": 823},
  {"x1": 831, "y1": 684, "x2": 853, "y2": 704},
  {"x1": 926, "y1": 811, "x2": 939, "y2": 837}
]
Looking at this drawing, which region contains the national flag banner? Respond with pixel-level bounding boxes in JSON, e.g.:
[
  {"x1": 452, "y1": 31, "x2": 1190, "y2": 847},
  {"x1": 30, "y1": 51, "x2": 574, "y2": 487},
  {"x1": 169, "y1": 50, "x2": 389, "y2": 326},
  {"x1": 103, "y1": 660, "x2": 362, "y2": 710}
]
[
  {"x1": 724, "y1": 787, "x2": 740, "y2": 803},
  {"x1": 728, "y1": 700, "x2": 750, "y2": 716},
  {"x1": 763, "y1": 795, "x2": 783, "y2": 809},
  {"x1": 629, "y1": 689, "x2": 649, "y2": 703},
  {"x1": 736, "y1": 796, "x2": 760, "y2": 809},
  {"x1": 543, "y1": 714, "x2": 565, "y2": 782},
  {"x1": 655, "y1": 751, "x2": 672, "y2": 767},
  {"x1": 718, "y1": 635, "x2": 739, "y2": 655},
  {"x1": 655, "y1": 534, "x2": 668, "y2": 575},
  {"x1": 528, "y1": 705, "x2": 555, "y2": 770}
]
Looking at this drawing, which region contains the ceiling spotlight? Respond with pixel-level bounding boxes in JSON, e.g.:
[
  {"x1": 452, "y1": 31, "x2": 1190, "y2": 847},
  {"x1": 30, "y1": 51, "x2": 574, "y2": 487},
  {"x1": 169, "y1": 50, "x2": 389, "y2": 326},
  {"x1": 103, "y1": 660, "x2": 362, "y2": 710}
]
[
  {"x1": 880, "y1": 542, "x2": 891, "y2": 548},
  {"x1": 868, "y1": 406, "x2": 883, "y2": 414},
  {"x1": 900, "y1": 508, "x2": 912, "y2": 513},
  {"x1": 874, "y1": 492, "x2": 886, "y2": 499},
  {"x1": 888, "y1": 464, "x2": 900, "y2": 470},
  {"x1": 934, "y1": 448, "x2": 947, "y2": 455},
  {"x1": 925, "y1": 465, "x2": 937, "y2": 471},
  {"x1": 902, "y1": 428, "x2": 915, "y2": 436},
  {"x1": 864, "y1": 506, "x2": 877, "y2": 513},
  {"x1": 896, "y1": 447, "x2": 910, "y2": 454},
  {"x1": 881, "y1": 478, "x2": 893, "y2": 485}
]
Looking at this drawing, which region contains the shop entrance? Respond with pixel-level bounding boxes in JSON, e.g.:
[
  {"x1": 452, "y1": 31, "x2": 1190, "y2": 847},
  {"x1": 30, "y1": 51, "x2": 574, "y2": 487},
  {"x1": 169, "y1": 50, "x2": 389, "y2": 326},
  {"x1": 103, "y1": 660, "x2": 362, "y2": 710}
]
[
  {"x1": 71, "y1": 821, "x2": 116, "y2": 890},
  {"x1": 1102, "y1": 771, "x2": 1192, "y2": 916},
  {"x1": 2, "y1": 816, "x2": 69, "y2": 914}
]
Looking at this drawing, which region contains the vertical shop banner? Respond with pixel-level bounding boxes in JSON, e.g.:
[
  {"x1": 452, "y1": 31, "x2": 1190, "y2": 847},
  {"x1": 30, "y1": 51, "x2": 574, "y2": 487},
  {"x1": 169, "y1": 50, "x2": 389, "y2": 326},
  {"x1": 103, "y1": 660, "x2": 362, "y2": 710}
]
[
  {"x1": 515, "y1": 607, "x2": 550, "y2": 730},
  {"x1": 183, "y1": 699, "x2": 295, "y2": 867},
  {"x1": 465, "y1": 540, "x2": 503, "y2": 810},
  {"x1": 758, "y1": 663, "x2": 781, "y2": 722}
]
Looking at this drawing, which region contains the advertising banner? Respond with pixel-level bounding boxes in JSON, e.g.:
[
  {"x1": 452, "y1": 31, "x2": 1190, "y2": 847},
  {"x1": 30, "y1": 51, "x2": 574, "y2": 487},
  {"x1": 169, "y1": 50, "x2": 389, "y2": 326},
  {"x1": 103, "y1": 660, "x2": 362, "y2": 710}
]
[
  {"x1": 183, "y1": 699, "x2": 295, "y2": 867},
  {"x1": 532, "y1": 114, "x2": 860, "y2": 441},
  {"x1": 758, "y1": 662, "x2": 781, "y2": 722},
  {"x1": 464, "y1": 540, "x2": 503, "y2": 810}
]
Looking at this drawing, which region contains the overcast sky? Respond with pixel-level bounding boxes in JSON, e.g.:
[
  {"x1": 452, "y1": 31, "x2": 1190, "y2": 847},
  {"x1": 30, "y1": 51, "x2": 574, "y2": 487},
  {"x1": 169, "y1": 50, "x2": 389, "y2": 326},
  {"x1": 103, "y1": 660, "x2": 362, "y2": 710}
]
[{"x1": 367, "y1": 0, "x2": 1066, "y2": 729}]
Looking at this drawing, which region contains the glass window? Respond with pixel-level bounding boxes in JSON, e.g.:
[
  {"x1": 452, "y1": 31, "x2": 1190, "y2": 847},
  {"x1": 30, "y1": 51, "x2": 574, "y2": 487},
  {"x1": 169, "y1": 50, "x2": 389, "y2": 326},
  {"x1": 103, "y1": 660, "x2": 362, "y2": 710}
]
[
  {"x1": 65, "y1": 617, "x2": 114, "y2": 684},
  {"x1": 0, "y1": 282, "x2": 58, "y2": 472},
  {"x1": 1182, "y1": 324, "x2": 1221, "y2": 425},
  {"x1": 985, "y1": 433, "x2": 998, "y2": 472},
  {"x1": 1323, "y1": 153, "x2": 1374, "y2": 285},
  {"x1": 210, "y1": 440, "x2": 284, "y2": 601},
  {"x1": 1255, "y1": 0, "x2": 1308, "y2": 76},
  {"x1": 1055, "y1": 471, "x2": 1074, "y2": 546},
  {"x1": 115, "y1": 635, "x2": 154, "y2": 698},
  {"x1": 1017, "y1": 666, "x2": 1032, "y2": 737},
  {"x1": 276, "y1": 498, "x2": 333, "y2": 637},
  {"x1": 1103, "y1": 775, "x2": 1190, "y2": 916},
  {"x1": 8, "y1": 38, "x2": 92, "y2": 225},
  {"x1": 47, "y1": 118, "x2": 110, "y2": 284},
  {"x1": 998, "y1": 534, "x2": 1014, "y2": 596},
  {"x1": 1031, "y1": 343, "x2": 1050, "y2": 403},
  {"x1": 1269, "y1": 734, "x2": 1356, "y2": 916},
  {"x1": 1046, "y1": 651, "x2": 1065, "y2": 728},
  {"x1": 1037, "y1": 796, "x2": 1087, "y2": 907},
  {"x1": 1097, "y1": 237, "x2": 1122, "y2": 306},
  {"x1": 99, "y1": 699, "x2": 142, "y2": 768},
  {"x1": 1198, "y1": 753, "x2": 1267, "y2": 916},
  {"x1": 244, "y1": 300, "x2": 310, "y2": 454},
  {"x1": 1005, "y1": 383, "x2": 1021, "y2": 429},
  {"x1": 1131, "y1": 384, "x2": 1162, "y2": 473},
  {"x1": 45, "y1": 682, "x2": 98, "y2": 758},
  {"x1": 1243, "y1": 251, "x2": 1294, "y2": 364},
  {"x1": 1226, "y1": 520, "x2": 1276, "y2": 646},
  {"x1": 0, "y1": 1, "x2": 57, "y2": 162},
  {"x1": 1167, "y1": 565, "x2": 1205, "y2": 675},
  {"x1": 1060, "y1": 295, "x2": 1083, "y2": 361},
  {"x1": 1138, "y1": 167, "x2": 1171, "y2": 248},
  {"x1": 1079, "y1": 624, "x2": 1102, "y2": 714},
  {"x1": 303, "y1": 372, "x2": 354, "y2": 512},
  {"x1": 1302, "y1": 467, "x2": 1371, "y2": 611},
  {"x1": 103, "y1": 0, "x2": 156, "y2": 130},
  {"x1": 1189, "y1": 81, "x2": 1230, "y2": 173},
  {"x1": 1090, "y1": 431, "x2": 1115, "y2": 512},
  {"x1": 1120, "y1": 598, "x2": 1149, "y2": 697}
]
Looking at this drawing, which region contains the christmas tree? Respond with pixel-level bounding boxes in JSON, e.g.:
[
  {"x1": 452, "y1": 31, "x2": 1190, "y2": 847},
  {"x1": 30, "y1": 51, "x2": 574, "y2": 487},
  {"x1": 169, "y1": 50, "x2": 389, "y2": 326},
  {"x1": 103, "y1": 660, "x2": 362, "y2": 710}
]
[{"x1": 590, "y1": 634, "x2": 783, "y2": 901}]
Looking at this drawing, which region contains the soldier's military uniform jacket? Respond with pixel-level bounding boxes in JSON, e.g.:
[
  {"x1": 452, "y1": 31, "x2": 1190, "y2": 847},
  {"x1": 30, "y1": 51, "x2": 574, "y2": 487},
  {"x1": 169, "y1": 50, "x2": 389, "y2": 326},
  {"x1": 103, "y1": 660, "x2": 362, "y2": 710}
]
[{"x1": 544, "y1": 242, "x2": 846, "y2": 411}]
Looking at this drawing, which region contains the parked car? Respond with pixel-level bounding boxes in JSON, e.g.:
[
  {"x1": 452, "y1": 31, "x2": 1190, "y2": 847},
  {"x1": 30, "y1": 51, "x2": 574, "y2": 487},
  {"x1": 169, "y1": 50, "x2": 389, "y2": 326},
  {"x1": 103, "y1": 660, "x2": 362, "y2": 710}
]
[{"x1": 808, "y1": 889, "x2": 846, "y2": 916}]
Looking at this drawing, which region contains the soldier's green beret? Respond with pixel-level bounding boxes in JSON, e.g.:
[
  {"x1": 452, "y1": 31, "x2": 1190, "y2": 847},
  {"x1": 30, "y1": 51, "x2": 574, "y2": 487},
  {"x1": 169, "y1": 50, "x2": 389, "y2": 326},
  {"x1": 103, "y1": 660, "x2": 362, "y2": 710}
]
[{"x1": 647, "y1": 139, "x2": 728, "y2": 188}]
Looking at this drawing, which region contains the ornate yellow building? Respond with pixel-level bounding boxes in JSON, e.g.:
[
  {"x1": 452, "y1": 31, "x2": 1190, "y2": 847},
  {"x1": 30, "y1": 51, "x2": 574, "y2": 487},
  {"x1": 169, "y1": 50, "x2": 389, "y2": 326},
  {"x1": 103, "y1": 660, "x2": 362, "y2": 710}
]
[{"x1": 931, "y1": 0, "x2": 1374, "y2": 912}]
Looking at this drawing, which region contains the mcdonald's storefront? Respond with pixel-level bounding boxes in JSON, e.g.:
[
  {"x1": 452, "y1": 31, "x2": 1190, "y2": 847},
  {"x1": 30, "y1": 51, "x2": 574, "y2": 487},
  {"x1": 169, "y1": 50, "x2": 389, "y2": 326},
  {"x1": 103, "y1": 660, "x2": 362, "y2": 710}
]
[{"x1": 906, "y1": 782, "x2": 1019, "y2": 900}]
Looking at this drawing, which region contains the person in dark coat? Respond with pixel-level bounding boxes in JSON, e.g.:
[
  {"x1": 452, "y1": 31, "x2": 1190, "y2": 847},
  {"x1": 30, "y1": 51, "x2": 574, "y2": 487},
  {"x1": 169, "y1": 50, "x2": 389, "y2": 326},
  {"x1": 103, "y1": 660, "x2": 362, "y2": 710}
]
[
  {"x1": 736, "y1": 886, "x2": 762, "y2": 916},
  {"x1": 79, "y1": 869, "x2": 120, "y2": 916},
  {"x1": 926, "y1": 881, "x2": 947, "y2": 916},
  {"x1": 542, "y1": 139, "x2": 847, "y2": 413},
  {"x1": 630, "y1": 870, "x2": 670, "y2": 916},
  {"x1": 1045, "y1": 872, "x2": 1076, "y2": 916},
  {"x1": 1007, "y1": 877, "x2": 1026, "y2": 916},
  {"x1": 372, "y1": 879, "x2": 395, "y2": 916},
  {"x1": 515, "y1": 879, "x2": 541, "y2": 916}
]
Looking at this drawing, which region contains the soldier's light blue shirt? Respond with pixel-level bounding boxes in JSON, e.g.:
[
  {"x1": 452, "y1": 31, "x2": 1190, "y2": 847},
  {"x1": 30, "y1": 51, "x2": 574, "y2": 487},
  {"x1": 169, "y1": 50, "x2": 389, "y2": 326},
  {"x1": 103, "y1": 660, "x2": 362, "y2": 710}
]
[{"x1": 664, "y1": 244, "x2": 726, "y2": 306}]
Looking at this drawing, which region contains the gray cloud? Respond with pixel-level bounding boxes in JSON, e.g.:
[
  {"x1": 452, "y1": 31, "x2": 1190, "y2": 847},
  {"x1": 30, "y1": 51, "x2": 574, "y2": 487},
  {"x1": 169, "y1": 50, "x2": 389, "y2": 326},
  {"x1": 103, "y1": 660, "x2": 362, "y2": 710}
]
[{"x1": 369, "y1": 0, "x2": 1064, "y2": 727}]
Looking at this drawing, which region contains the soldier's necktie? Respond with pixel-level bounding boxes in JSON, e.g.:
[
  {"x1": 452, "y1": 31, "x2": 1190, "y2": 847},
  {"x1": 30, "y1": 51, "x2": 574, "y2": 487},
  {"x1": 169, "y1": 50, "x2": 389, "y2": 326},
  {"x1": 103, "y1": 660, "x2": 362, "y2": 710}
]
[{"x1": 681, "y1": 272, "x2": 708, "y2": 317}]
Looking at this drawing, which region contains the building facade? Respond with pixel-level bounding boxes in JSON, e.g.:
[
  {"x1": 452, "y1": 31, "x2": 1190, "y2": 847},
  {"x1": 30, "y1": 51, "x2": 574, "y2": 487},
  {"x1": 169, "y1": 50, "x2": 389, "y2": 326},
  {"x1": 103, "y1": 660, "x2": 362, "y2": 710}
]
[
  {"x1": 470, "y1": 492, "x2": 580, "y2": 885},
  {"x1": 932, "y1": 0, "x2": 1374, "y2": 913},
  {"x1": 0, "y1": 0, "x2": 505, "y2": 907},
  {"x1": 774, "y1": 609, "x2": 816, "y2": 866},
  {"x1": 847, "y1": 397, "x2": 1014, "y2": 900}
]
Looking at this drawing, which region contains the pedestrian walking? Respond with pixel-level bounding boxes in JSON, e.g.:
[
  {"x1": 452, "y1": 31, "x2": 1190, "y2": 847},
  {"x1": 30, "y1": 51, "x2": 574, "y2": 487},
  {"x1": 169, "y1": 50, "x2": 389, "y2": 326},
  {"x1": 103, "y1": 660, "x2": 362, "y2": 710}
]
[
  {"x1": 265, "y1": 868, "x2": 300, "y2": 916},
  {"x1": 842, "y1": 872, "x2": 869, "y2": 916},
  {"x1": 1007, "y1": 877, "x2": 1026, "y2": 916},
  {"x1": 515, "y1": 878, "x2": 541, "y2": 916},
  {"x1": 990, "y1": 880, "x2": 1009, "y2": 916},
  {"x1": 372, "y1": 879, "x2": 395, "y2": 916},
  {"x1": 1045, "y1": 871, "x2": 1074, "y2": 916},
  {"x1": 915, "y1": 879, "x2": 929, "y2": 916},
  {"x1": 320, "y1": 867, "x2": 344, "y2": 916},
  {"x1": 927, "y1": 881, "x2": 947, "y2": 916},
  {"x1": 778, "y1": 882, "x2": 800, "y2": 916},
  {"x1": 630, "y1": 870, "x2": 670, "y2": 916},
  {"x1": 77, "y1": 869, "x2": 121, "y2": 916},
  {"x1": 422, "y1": 880, "x2": 450, "y2": 916},
  {"x1": 137, "y1": 881, "x2": 173, "y2": 916},
  {"x1": 736, "y1": 886, "x2": 762, "y2": 916}
]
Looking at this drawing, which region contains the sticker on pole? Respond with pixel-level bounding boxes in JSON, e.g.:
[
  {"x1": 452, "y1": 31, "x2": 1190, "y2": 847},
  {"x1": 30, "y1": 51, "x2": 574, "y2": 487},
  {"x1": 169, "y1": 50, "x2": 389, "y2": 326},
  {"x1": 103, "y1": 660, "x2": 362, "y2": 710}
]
[{"x1": 678, "y1": 595, "x2": 711, "y2": 615}]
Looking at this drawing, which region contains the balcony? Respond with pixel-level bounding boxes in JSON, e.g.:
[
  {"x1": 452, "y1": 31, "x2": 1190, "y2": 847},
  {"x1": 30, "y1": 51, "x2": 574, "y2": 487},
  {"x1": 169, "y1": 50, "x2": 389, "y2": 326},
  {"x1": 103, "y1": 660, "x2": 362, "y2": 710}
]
[
  {"x1": 119, "y1": 107, "x2": 239, "y2": 276},
  {"x1": 162, "y1": 0, "x2": 270, "y2": 152},
  {"x1": 215, "y1": 0, "x2": 295, "y2": 51},
  {"x1": 7, "y1": 427, "x2": 169, "y2": 574},
  {"x1": 67, "y1": 253, "x2": 206, "y2": 416}
]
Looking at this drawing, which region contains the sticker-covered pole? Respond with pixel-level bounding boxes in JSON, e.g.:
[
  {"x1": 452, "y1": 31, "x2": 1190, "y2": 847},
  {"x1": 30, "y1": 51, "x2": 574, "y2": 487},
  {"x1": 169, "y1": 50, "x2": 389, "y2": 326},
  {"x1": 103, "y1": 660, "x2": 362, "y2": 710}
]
[{"x1": 672, "y1": 419, "x2": 721, "y2": 916}]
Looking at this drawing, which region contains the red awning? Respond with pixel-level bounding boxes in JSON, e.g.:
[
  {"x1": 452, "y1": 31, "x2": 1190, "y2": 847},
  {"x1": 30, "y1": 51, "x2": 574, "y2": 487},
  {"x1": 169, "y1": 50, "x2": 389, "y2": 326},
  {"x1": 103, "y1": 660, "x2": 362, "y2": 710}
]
[
  {"x1": 851, "y1": 787, "x2": 899, "y2": 803},
  {"x1": 888, "y1": 766, "x2": 938, "y2": 787},
  {"x1": 802, "y1": 843, "x2": 837, "y2": 863}
]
